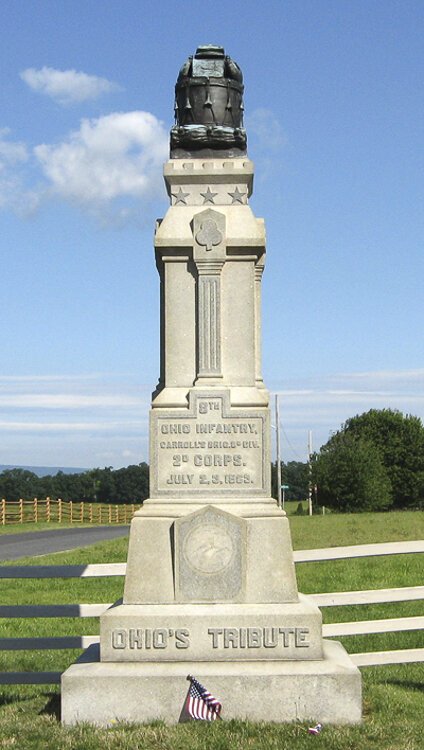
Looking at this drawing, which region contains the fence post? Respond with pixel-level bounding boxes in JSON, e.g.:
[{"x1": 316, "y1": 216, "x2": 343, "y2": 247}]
[
  {"x1": 34, "y1": 498, "x2": 38, "y2": 523},
  {"x1": 46, "y1": 497, "x2": 51, "y2": 523},
  {"x1": 1, "y1": 498, "x2": 5, "y2": 525},
  {"x1": 108, "y1": 504, "x2": 112, "y2": 524},
  {"x1": 89, "y1": 503, "x2": 93, "y2": 523},
  {"x1": 58, "y1": 498, "x2": 62, "y2": 523},
  {"x1": 80, "y1": 501, "x2": 84, "y2": 523},
  {"x1": 19, "y1": 498, "x2": 24, "y2": 523},
  {"x1": 115, "y1": 505, "x2": 119, "y2": 524},
  {"x1": 70, "y1": 500, "x2": 73, "y2": 524}
]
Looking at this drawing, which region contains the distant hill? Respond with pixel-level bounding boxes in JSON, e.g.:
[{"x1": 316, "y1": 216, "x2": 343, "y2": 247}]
[{"x1": 0, "y1": 465, "x2": 89, "y2": 477}]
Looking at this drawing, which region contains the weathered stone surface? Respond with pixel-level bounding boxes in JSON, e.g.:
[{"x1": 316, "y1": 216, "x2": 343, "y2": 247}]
[
  {"x1": 123, "y1": 511, "x2": 298, "y2": 605},
  {"x1": 244, "y1": 515, "x2": 298, "y2": 602},
  {"x1": 175, "y1": 506, "x2": 246, "y2": 602},
  {"x1": 123, "y1": 516, "x2": 175, "y2": 604},
  {"x1": 61, "y1": 640, "x2": 362, "y2": 725},
  {"x1": 100, "y1": 596, "x2": 322, "y2": 662}
]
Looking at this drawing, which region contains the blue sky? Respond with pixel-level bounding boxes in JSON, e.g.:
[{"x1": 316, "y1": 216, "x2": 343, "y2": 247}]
[{"x1": 1, "y1": 0, "x2": 423, "y2": 469}]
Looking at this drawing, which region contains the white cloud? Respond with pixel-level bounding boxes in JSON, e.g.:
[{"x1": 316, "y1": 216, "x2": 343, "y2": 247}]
[
  {"x1": 0, "y1": 128, "x2": 38, "y2": 215},
  {"x1": 0, "y1": 373, "x2": 151, "y2": 467},
  {"x1": 0, "y1": 368, "x2": 423, "y2": 468},
  {"x1": 20, "y1": 67, "x2": 120, "y2": 105},
  {"x1": 34, "y1": 110, "x2": 168, "y2": 220},
  {"x1": 270, "y1": 368, "x2": 424, "y2": 459},
  {"x1": 247, "y1": 108, "x2": 287, "y2": 152},
  {"x1": 332, "y1": 369, "x2": 424, "y2": 385},
  {"x1": 0, "y1": 394, "x2": 142, "y2": 409},
  {"x1": 0, "y1": 127, "x2": 28, "y2": 165},
  {"x1": 0, "y1": 373, "x2": 104, "y2": 383},
  {"x1": 0, "y1": 421, "x2": 146, "y2": 432},
  {"x1": 0, "y1": 111, "x2": 169, "y2": 223},
  {"x1": 0, "y1": 374, "x2": 150, "y2": 407},
  {"x1": 245, "y1": 108, "x2": 287, "y2": 182}
]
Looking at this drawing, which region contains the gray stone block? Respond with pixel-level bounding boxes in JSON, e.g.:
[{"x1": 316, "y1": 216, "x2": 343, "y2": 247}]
[
  {"x1": 61, "y1": 640, "x2": 362, "y2": 725},
  {"x1": 123, "y1": 508, "x2": 298, "y2": 605}
]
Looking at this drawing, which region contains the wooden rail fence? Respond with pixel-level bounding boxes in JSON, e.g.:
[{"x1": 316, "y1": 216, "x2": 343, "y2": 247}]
[
  {"x1": 0, "y1": 539, "x2": 423, "y2": 685},
  {"x1": 0, "y1": 498, "x2": 140, "y2": 525}
]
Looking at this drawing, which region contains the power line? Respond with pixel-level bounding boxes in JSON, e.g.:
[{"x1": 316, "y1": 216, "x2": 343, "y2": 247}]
[{"x1": 279, "y1": 421, "x2": 305, "y2": 462}]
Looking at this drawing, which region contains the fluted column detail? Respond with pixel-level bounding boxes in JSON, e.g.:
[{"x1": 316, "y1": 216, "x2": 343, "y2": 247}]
[{"x1": 196, "y1": 263, "x2": 224, "y2": 376}]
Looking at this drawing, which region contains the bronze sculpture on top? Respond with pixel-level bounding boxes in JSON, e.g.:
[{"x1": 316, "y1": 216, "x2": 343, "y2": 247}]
[{"x1": 170, "y1": 44, "x2": 247, "y2": 158}]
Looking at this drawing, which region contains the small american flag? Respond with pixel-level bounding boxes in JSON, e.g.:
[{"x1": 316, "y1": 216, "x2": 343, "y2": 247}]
[
  {"x1": 308, "y1": 723, "x2": 323, "y2": 735},
  {"x1": 184, "y1": 675, "x2": 222, "y2": 721}
]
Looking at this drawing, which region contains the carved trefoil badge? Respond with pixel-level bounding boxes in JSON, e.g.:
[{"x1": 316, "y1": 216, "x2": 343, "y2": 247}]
[{"x1": 195, "y1": 219, "x2": 223, "y2": 251}]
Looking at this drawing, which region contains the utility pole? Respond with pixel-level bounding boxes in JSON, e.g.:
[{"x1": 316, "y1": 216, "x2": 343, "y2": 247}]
[
  {"x1": 308, "y1": 430, "x2": 313, "y2": 517},
  {"x1": 275, "y1": 394, "x2": 282, "y2": 509}
]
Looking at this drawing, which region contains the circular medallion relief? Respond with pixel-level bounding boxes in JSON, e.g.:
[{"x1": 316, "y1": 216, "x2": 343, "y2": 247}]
[{"x1": 183, "y1": 523, "x2": 235, "y2": 574}]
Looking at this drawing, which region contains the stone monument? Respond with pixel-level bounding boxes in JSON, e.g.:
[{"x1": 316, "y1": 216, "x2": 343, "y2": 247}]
[{"x1": 61, "y1": 45, "x2": 362, "y2": 725}]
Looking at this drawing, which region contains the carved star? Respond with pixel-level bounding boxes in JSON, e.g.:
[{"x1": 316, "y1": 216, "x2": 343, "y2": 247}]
[
  {"x1": 172, "y1": 187, "x2": 190, "y2": 205},
  {"x1": 228, "y1": 187, "x2": 247, "y2": 204},
  {"x1": 200, "y1": 187, "x2": 218, "y2": 205}
]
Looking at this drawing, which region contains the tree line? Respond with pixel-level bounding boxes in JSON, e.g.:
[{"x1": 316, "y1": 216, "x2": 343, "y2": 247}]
[
  {"x1": 0, "y1": 464, "x2": 149, "y2": 504},
  {"x1": 271, "y1": 460, "x2": 309, "y2": 503},
  {"x1": 1, "y1": 460, "x2": 309, "y2": 505}
]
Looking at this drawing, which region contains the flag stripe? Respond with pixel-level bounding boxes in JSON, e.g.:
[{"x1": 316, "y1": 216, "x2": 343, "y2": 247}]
[{"x1": 185, "y1": 676, "x2": 222, "y2": 721}]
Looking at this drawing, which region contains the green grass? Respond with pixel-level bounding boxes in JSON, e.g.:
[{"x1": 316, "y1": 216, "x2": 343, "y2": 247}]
[
  {"x1": 289, "y1": 509, "x2": 424, "y2": 549},
  {"x1": 0, "y1": 521, "x2": 117, "y2": 535},
  {"x1": 0, "y1": 690, "x2": 422, "y2": 750},
  {"x1": 0, "y1": 511, "x2": 423, "y2": 748}
]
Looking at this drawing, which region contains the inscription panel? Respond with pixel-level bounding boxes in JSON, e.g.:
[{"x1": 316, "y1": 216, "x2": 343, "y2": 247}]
[
  {"x1": 110, "y1": 626, "x2": 310, "y2": 654},
  {"x1": 100, "y1": 607, "x2": 323, "y2": 661},
  {"x1": 150, "y1": 390, "x2": 269, "y2": 497}
]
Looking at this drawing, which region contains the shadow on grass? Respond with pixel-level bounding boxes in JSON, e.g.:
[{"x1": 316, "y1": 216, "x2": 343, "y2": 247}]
[
  {"x1": 39, "y1": 692, "x2": 61, "y2": 721},
  {"x1": 0, "y1": 691, "x2": 35, "y2": 707},
  {"x1": 386, "y1": 679, "x2": 424, "y2": 692}
]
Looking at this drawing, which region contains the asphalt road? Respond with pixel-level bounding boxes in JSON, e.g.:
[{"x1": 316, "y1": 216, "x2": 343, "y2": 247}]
[{"x1": 0, "y1": 525, "x2": 130, "y2": 561}]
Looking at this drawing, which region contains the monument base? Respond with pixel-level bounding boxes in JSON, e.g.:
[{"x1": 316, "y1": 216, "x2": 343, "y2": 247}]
[{"x1": 61, "y1": 640, "x2": 361, "y2": 725}]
